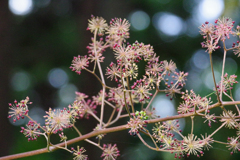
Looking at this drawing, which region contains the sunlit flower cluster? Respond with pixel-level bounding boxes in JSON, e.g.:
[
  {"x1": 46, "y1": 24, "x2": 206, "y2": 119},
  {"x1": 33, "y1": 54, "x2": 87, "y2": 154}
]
[
  {"x1": 183, "y1": 134, "x2": 203, "y2": 157},
  {"x1": 44, "y1": 108, "x2": 73, "y2": 133},
  {"x1": 88, "y1": 15, "x2": 108, "y2": 35}
]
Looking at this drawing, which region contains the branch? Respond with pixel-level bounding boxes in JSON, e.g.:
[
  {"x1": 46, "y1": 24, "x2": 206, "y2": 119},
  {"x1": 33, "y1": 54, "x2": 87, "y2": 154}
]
[{"x1": 2, "y1": 100, "x2": 240, "y2": 159}]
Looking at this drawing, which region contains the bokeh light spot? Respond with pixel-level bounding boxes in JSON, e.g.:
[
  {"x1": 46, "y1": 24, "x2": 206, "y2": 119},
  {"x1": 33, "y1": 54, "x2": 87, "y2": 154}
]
[
  {"x1": 192, "y1": 49, "x2": 210, "y2": 70},
  {"x1": 153, "y1": 12, "x2": 184, "y2": 36},
  {"x1": 48, "y1": 68, "x2": 69, "y2": 88},
  {"x1": 58, "y1": 84, "x2": 77, "y2": 104},
  {"x1": 224, "y1": 58, "x2": 238, "y2": 74},
  {"x1": 204, "y1": 70, "x2": 221, "y2": 90},
  {"x1": 152, "y1": 94, "x2": 175, "y2": 118},
  {"x1": 129, "y1": 11, "x2": 150, "y2": 31},
  {"x1": 194, "y1": 0, "x2": 224, "y2": 23},
  {"x1": 11, "y1": 71, "x2": 31, "y2": 91},
  {"x1": 185, "y1": 70, "x2": 203, "y2": 91},
  {"x1": 9, "y1": 0, "x2": 33, "y2": 16}
]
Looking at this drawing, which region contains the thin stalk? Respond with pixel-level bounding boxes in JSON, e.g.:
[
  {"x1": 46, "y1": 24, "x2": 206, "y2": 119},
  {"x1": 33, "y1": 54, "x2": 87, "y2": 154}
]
[
  {"x1": 106, "y1": 107, "x2": 117, "y2": 126},
  {"x1": 209, "y1": 53, "x2": 221, "y2": 103},
  {"x1": 93, "y1": 29, "x2": 106, "y2": 128},
  {"x1": 208, "y1": 122, "x2": 226, "y2": 138},
  {"x1": 104, "y1": 100, "x2": 116, "y2": 109},
  {"x1": 142, "y1": 128, "x2": 159, "y2": 149},
  {"x1": 120, "y1": 60, "x2": 131, "y2": 117},
  {"x1": 191, "y1": 116, "x2": 194, "y2": 135},
  {"x1": 73, "y1": 125, "x2": 103, "y2": 150},
  {"x1": 84, "y1": 68, "x2": 112, "y2": 90},
  {"x1": 25, "y1": 115, "x2": 46, "y2": 132},
  {"x1": 126, "y1": 77, "x2": 135, "y2": 113},
  {"x1": 220, "y1": 43, "x2": 227, "y2": 100},
  {"x1": 223, "y1": 91, "x2": 240, "y2": 115},
  {"x1": 108, "y1": 105, "x2": 124, "y2": 126},
  {"x1": 145, "y1": 89, "x2": 158, "y2": 111},
  {"x1": 213, "y1": 140, "x2": 228, "y2": 145}
]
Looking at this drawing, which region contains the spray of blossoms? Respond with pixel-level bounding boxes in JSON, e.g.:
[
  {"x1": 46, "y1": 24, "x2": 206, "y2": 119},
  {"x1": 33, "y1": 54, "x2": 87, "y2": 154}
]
[{"x1": 3, "y1": 16, "x2": 240, "y2": 160}]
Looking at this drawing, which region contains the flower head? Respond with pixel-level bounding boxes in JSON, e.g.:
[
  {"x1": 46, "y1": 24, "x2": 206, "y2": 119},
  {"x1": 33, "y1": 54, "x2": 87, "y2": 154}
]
[
  {"x1": 8, "y1": 97, "x2": 31, "y2": 122},
  {"x1": 215, "y1": 17, "x2": 234, "y2": 41},
  {"x1": 162, "y1": 60, "x2": 177, "y2": 74},
  {"x1": 88, "y1": 15, "x2": 108, "y2": 35},
  {"x1": 127, "y1": 116, "x2": 147, "y2": 135},
  {"x1": 183, "y1": 134, "x2": 203, "y2": 156},
  {"x1": 101, "y1": 144, "x2": 120, "y2": 160},
  {"x1": 106, "y1": 18, "x2": 130, "y2": 42},
  {"x1": 227, "y1": 137, "x2": 240, "y2": 153},
  {"x1": 70, "y1": 55, "x2": 89, "y2": 75},
  {"x1": 44, "y1": 108, "x2": 73, "y2": 133},
  {"x1": 220, "y1": 110, "x2": 236, "y2": 129},
  {"x1": 72, "y1": 146, "x2": 88, "y2": 160},
  {"x1": 20, "y1": 120, "x2": 41, "y2": 141}
]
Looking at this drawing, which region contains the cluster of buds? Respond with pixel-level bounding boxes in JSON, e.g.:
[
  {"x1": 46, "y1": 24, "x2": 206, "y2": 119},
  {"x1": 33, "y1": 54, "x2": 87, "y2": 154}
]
[
  {"x1": 127, "y1": 116, "x2": 148, "y2": 136},
  {"x1": 216, "y1": 73, "x2": 238, "y2": 93},
  {"x1": 20, "y1": 120, "x2": 41, "y2": 141},
  {"x1": 70, "y1": 92, "x2": 97, "y2": 119},
  {"x1": 135, "y1": 110, "x2": 148, "y2": 120},
  {"x1": 7, "y1": 15, "x2": 240, "y2": 160},
  {"x1": 178, "y1": 90, "x2": 212, "y2": 114},
  {"x1": 101, "y1": 144, "x2": 120, "y2": 160},
  {"x1": 227, "y1": 137, "x2": 240, "y2": 154},
  {"x1": 8, "y1": 97, "x2": 31, "y2": 122},
  {"x1": 71, "y1": 146, "x2": 88, "y2": 160},
  {"x1": 152, "y1": 120, "x2": 181, "y2": 143},
  {"x1": 199, "y1": 17, "x2": 240, "y2": 53}
]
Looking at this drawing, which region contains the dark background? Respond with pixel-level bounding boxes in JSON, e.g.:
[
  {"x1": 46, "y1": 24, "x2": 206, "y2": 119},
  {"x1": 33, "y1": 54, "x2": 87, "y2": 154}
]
[{"x1": 1, "y1": 0, "x2": 240, "y2": 159}]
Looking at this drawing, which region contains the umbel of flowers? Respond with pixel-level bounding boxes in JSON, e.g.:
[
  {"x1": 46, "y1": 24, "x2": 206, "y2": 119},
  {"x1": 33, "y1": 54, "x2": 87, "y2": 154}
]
[{"x1": 3, "y1": 16, "x2": 240, "y2": 160}]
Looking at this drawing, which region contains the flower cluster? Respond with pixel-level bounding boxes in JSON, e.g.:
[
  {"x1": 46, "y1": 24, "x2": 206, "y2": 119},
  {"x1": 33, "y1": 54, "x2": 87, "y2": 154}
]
[
  {"x1": 8, "y1": 97, "x2": 31, "y2": 122},
  {"x1": 87, "y1": 15, "x2": 108, "y2": 35},
  {"x1": 106, "y1": 18, "x2": 130, "y2": 44},
  {"x1": 220, "y1": 110, "x2": 237, "y2": 129},
  {"x1": 152, "y1": 120, "x2": 181, "y2": 144},
  {"x1": 127, "y1": 116, "x2": 147, "y2": 136},
  {"x1": 71, "y1": 146, "x2": 88, "y2": 160},
  {"x1": 135, "y1": 110, "x2": 148, "y2": 120},
  {"x1": 101, "y1": 144, "x2": 120, "y2": 160},
  {"x1": 178, "y1": 90, "x2": 212, "y2": 114},
  {"x1": 20, "y1": 120, "x2": 41, "y2": 141},
  {"x1": 70, "y1": 55, "x2": 89, "y2": 75},
  {"x1": 6, "y1": 15, "x2": 240, "y2": 160},
  {"x1": 72, "y1": 92, "x2": 97, "y2": 119},
  {"x1": 199, "y1": 17, "x2": 240, "y2": 54},
  {"x1": 44, "y1": 108, "x2": 73, "y2": 133},
  {"x1": 216, "y1": 73, "x2": 238, "y2": 93},
  {"x1": 227, "y1": 137, "x2": 240, "y2": 154},
  {"x1": 152, "y1": 121, "x2": 213, "y2": 158}
]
